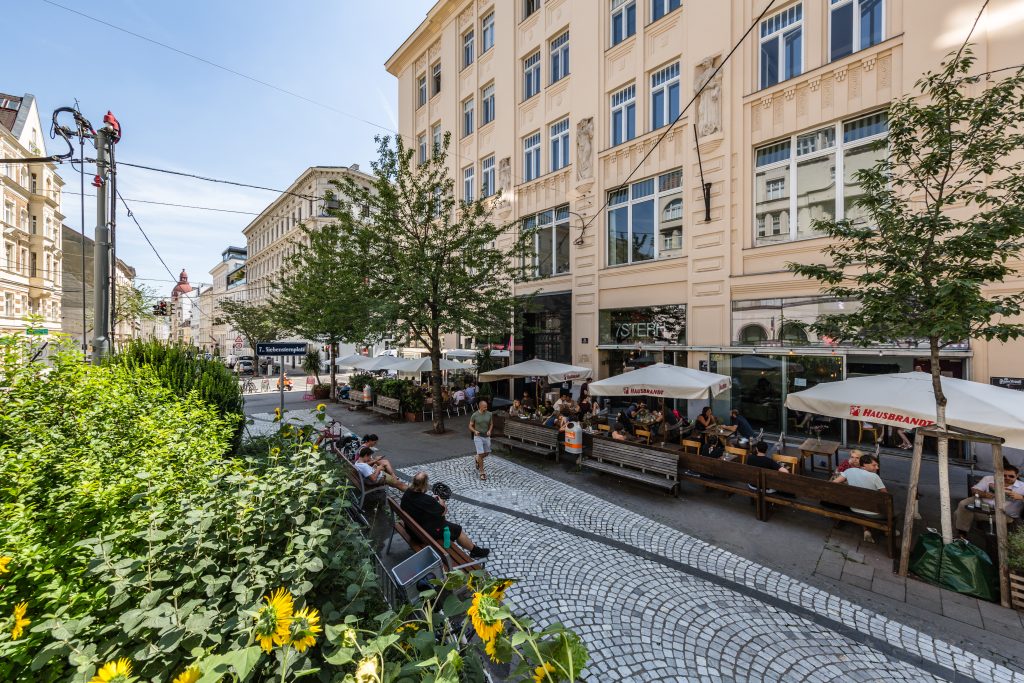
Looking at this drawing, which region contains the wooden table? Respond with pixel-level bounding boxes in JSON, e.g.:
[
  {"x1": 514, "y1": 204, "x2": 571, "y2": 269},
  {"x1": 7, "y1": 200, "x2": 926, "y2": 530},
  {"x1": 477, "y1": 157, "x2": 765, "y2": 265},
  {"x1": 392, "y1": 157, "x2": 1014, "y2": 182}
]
[{"x1": 798, "y1": 438, "x2": 841, "y2": 475}]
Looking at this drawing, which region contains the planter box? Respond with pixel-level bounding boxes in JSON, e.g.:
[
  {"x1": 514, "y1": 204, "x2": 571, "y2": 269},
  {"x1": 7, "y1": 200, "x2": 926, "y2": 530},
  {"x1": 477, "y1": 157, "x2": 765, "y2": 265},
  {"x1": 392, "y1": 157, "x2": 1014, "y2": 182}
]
[
  {"x1": 312, "y1": 386, "x2": 331, "y2": 400},
  {"x1": 1011, "y1": 571, "x2": 1024, "y2": 611},
  {"x1": 404, "y1": 412, "x2": 420, "y2": 423}
]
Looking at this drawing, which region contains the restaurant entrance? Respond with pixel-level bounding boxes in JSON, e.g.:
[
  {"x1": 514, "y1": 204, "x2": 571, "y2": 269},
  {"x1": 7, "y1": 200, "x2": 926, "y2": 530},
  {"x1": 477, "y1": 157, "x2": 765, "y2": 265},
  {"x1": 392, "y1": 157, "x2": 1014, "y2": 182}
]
[{"x1": 514, "y1": 292, "x2": 572, "y2": 400}]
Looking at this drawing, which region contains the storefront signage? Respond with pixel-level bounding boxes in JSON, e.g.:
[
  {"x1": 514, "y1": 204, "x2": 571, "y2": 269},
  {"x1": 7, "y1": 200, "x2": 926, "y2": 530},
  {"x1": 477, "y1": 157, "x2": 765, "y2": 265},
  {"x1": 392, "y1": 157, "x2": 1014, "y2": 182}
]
[
  {"x1": 849, "y1": 405, "x2": 933, "y2": 427},
  {"x1": 991, "y1": 376, "x2": 1024, "y2": 392},
  {"x1": 598, "y1": 305, "x2": 686, "y2": 346}
]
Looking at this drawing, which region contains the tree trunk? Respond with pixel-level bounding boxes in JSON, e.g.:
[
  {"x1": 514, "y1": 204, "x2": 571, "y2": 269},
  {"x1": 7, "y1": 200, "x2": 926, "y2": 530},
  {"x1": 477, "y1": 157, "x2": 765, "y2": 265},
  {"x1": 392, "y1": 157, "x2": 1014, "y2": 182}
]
[
  {"x1": 329, "y1": 343, "x2": 337, "y2": 402},
  {"x1": 930, "y1": 338, "x2": 953, "y2": 543},
  {"x1": 430, "y1": 328, "x2": 446, "y2": 434}
]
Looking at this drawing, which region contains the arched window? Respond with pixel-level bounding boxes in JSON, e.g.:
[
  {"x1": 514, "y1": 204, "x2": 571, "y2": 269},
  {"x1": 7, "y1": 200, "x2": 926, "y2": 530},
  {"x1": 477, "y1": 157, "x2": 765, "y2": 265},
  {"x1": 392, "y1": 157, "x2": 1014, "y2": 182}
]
[
  {"x1": 779, "y1": 322, "x2": 808, "y2": 344},
  {"x1": 662, "y1": 198, "x2": 682, "y2": 221},
  {"x1": 739, "y1": 324, "x2": 768, "y2": 344}
]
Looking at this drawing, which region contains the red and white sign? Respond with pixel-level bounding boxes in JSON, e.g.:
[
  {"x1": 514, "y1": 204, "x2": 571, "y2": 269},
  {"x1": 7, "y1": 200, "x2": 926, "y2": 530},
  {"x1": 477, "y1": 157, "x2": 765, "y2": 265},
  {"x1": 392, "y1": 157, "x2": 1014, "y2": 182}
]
[{"x1": 849, "y1": 405, "x2": 933, "y2": 427}]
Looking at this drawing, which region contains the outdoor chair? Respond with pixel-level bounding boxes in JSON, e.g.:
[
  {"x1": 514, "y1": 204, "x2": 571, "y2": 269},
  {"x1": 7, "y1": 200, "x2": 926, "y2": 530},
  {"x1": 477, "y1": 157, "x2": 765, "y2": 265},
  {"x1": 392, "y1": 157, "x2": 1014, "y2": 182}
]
[
  {"x1": 858, "y1": 422, "x2": 883, "y2": 445},
  {"x1": 772, "y1": 454, "x2": 801, "y2": 474}
]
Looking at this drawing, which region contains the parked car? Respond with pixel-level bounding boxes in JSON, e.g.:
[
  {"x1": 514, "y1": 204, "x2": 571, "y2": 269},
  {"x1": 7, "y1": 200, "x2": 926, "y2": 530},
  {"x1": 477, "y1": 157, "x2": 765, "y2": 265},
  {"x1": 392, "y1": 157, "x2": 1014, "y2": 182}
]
[{"x1": 235, "y1": 360, "x2": 255, "y2": 375}]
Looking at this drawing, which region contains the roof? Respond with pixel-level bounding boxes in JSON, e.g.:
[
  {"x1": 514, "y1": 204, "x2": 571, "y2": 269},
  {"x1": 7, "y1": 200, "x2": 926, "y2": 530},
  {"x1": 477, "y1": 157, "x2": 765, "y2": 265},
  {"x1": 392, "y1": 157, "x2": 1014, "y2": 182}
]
[
  {"x1": 385, "y1": 0, "x2": 460, "y2": 75},
  {"x1": 0, "y1": 92, "x2": 24, "y2": 134}
]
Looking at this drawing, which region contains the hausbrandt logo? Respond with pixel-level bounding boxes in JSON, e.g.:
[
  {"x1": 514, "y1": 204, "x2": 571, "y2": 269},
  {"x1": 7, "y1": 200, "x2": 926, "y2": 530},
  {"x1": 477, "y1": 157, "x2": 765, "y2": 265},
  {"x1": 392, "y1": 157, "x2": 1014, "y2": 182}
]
[
  {"x1": 624, "y1": 386, "x2": 664, "y2": 396},
  {"x1": 849, "y1": 405, "x2": 932, "y2": 427}
]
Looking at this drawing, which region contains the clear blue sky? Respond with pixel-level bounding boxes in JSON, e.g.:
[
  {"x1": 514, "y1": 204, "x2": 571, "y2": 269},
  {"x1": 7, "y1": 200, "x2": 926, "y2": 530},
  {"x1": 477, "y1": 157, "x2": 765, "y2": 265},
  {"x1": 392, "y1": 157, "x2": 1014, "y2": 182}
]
[{"x1": 7, "y1": 0, "x2": 434, "y2": 295}]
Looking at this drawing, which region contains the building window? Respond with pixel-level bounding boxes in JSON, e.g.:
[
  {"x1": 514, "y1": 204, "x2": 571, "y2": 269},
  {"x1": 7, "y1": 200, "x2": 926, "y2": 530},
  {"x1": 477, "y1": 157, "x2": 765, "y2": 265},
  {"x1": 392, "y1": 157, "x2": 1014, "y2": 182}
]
[
  {"x1": 754, "y1": 112, "x2": 887, "y2": 246},
  {"x1": 550, "y1": 118, "x2": 570, "y2": 172},
  {"x1": 524, "y1": 131, "x2": 542, "y2": 181},
  {"x1": 524, "y1": 0, "x2": 541, "y2": 19},
  {"x1": 481, "y1": 84, "x2": 496, "y2": 125},
  {"x1": 651, "y1": 0, "x2": 681, "y2": 22},
  {"x1": 418, "y1": 133, "x2": 428, "y2": 165},
  {"x1": 463, "y1": 30, "x2": 475, "y2": 68},
  {"x1": 524, "y1": 205, "x2": 571, "y2": 278},
  {"x1": 431, "y1": 62, "x2": 442, "y2": 96},
  {"x1": 607, "y1": 168, "x2": 683, "y2": 265},
  {"x1": 432, "y1": 123, "x2": 442, "y2": 155},
  {"x1": 550, "y1": 31, "x2": 569, "y2": 83},
  {"x1": 481, "y1": 11, "x2": 495, "y2": 52},
  {"x1": 651, "y1": 62, "x2": 680, "y2": 130},
  {"x1": 611, "y1": 0, "x2": 636, "y2": 46},
  {"x1": 463, "y1": 166, "x2": 475, "y2": 202},
  {"x1": 417, "y1": 74, "x2": 427, "y2": 108},
  {"x1": 463, "y1": 98, "x2": 475, "y2": 137},
  {"x1": 830, "y1": 0, "x2": 883, "y2": 62},
  {"x1": 759, "y1": 4, "x2": 803, "y2": 89},
  {"x1": 523, "y1": 51, "x2": 541, "y2": 100},
  {"x1": 610, "y1": 84, "x2": 636, "y2": 146},
  {"x1": 481, "y1": 156, "x2": 496, "y2": 197}
]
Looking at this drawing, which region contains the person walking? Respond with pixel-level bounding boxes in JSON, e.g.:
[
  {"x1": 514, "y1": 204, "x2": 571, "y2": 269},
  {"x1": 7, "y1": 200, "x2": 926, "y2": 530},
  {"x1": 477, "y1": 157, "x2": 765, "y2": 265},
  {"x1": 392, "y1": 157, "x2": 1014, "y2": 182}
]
[{"x1": 469, "y1": 399, "x2": 494, "y2": 481}]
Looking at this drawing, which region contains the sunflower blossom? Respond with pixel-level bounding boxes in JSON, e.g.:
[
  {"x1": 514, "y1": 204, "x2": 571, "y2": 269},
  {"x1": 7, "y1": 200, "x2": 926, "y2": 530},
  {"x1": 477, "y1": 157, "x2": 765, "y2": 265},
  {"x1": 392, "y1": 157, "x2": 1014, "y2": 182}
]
[
  {"x1": 11, "y1": 602, "x2": 29, "y2": 640},
  {"x1": 253, "y1": 588, "x2": 294, "y2": 652},
  {"x1": 533, "y1": 661, "x2": 556, "y2": 683},
  {"x1": 355, "y1": 657, "x2": 378, "y2": 683},
  {"x1": 288, "y1": 606, "x2": 321, "y2": 653},
  {"x1": 316, "y1": 403, "x2": 326, "y2": 412},
  {"x1": 484, "y1": 637, "x2": 501, "y2": 662},
  {"x1": 466, "y1": 592, "x2": 504, "y2": 644},
  {"x1": 0, "y1": 556, "x2": 11, "y2": 574},
  {"x1": 89, "y1": 658, "x2": 133, "y2": 683},
  {"x1": 171, "y1": 666, "x2": 201, "y2": 683},
  {"x1": 273, "y1": 407, "x2": 282, "y2": 421}
]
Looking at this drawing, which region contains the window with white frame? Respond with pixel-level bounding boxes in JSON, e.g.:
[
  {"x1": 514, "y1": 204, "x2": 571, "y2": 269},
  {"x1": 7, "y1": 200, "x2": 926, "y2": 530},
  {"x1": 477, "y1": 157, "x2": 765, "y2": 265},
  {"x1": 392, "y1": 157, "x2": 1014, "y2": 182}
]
[
  {"x1": 607, "y1": 169, "x2": 683, "y2": 265},
  {"x1": 550, "y1": 118, "x2": 570, "y2": 172},
  {"x1": 524, "y1": 0, "x2": 541, "y2": 19},
  {"x1": 550, "y1": 31, "x2": 569, "y2": 83},
  {"x1": 431, "y1": 62, "x2": 442, "y2": 96},
  {"x1": 463, "y1": 30, "x2": 475, "y2": 68},
  {"x1": 432, "y1": 123, "x2": 442, "y2": 155},
  {"x1": 830, "y1": 0, "x2": 883, "y2": 62},
  {"x1": 524, "y1": 131, "x2": 542, "y2": 181},
  {"x1": 759, "y1": 4, "x2": 803, "y2": 89},
  {"x1": 610, "y1": 84, "x2": 636, "y2": 146},
  {"x1": 523, "y1": 205, "x2": 571, "y2": 278},
  {"x1": 754, "y1": 111, "x2": 887, "y2": 246},
  {"x1": 481, "y1": 83, "x2": 496, "y2": 124},
  {"x1": 463, "y1": 166, "x2": 475, "y2": 202},
  {"x1": 523, "y1": 51, "x2": 541, "y2": 100},
  {"x1": 611, "y1": 0, "x2": 636, "y2": 46},
  {"x1": 481, "y1": 155, "x2": 496, "y2": 197},
  {"x1": 463, "y1": 97, "x2": 475, "y2": 137},
  {"x1": 651, "y1": 62, "x2": 680, "y2": 130},
  {"x1": 417, "y1": 74, "x2": 427, "y2": 108},
  {"x1": 481, "y1": 11, "x2": 495, "y2": 52},
  {"x1": 652, "y1": 0, "x2": 681, "y2": 22},
  {"x1": 417, "y1": 134, "x2": 427, "y2": 165}
]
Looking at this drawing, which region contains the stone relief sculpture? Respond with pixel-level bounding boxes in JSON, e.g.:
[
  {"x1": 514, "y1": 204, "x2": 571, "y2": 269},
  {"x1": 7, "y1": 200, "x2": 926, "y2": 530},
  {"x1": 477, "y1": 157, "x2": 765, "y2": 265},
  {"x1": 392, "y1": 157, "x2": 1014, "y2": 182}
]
[
  {"x1": 498, "y1": 157, "x2": 511, "y2": 195},
  {"x1": 695, "y1": 56, "x2": 723, "y2": 137},
  {"x1": 576, "y1": 117, "x2": 594, "y2": 181}
]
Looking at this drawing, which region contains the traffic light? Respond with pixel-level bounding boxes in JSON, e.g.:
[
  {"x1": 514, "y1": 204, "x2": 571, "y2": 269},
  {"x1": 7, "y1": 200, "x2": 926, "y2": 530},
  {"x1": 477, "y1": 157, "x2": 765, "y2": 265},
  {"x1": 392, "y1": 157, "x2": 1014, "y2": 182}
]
[
  {"x1": 160, "y1": 301, "x2": 169, "y2": 316},
  {"x1": 152, "y1": 303, "x2": 161, "y2": 316}
]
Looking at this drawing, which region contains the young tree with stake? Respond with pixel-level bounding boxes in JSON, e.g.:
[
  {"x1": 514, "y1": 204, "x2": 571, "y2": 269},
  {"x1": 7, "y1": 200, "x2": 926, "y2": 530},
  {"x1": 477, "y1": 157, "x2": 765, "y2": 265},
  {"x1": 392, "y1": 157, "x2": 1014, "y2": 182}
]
[
  {"x1": 215, "y1": 299, "x2": 281, "y2": 374},
  {"x1": 788, "y1": 48, "x2": 1024, "y2": 542}
]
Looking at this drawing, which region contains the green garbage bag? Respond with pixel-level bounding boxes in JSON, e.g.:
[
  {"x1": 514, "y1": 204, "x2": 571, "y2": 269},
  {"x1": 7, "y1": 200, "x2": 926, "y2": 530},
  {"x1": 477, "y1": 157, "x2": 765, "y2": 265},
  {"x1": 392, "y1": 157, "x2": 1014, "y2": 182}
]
[
  {"x1": 939, "y1": 539, "x2": 998, "y2": 602},
  {"x1": 908, "y1": 530, "x2": 944, "y2": 583}
]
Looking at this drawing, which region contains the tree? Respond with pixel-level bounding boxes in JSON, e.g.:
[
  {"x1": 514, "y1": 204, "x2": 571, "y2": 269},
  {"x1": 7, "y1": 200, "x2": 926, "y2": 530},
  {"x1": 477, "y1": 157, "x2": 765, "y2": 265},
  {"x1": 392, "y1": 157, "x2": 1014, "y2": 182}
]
[
  {"x1": 329, "y1": 133, "x2": 532, "y2": 432},
  {"x1": 84, "y1": 283, "x2": 156, "y2": 349},
  {"x1": 215, "y1": 299, "x2": 281, "y2": 374},
  {"x1": 788, "y1": 48, "x2": 1024, "y2": 542},
  {"x1": 272, "y1": 222, "x2": 380, "y2": 399}
]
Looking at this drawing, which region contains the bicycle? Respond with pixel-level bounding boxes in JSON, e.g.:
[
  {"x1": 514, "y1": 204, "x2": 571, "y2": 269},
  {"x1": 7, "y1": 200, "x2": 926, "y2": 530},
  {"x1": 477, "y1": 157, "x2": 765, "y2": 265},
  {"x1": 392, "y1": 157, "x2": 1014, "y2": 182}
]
[
  {"x1": 315, "y1": 420, "x2": 360, "y2": 461},
  {"x1": 241, "y1": 378, "x2": 257, "y2": 394}
]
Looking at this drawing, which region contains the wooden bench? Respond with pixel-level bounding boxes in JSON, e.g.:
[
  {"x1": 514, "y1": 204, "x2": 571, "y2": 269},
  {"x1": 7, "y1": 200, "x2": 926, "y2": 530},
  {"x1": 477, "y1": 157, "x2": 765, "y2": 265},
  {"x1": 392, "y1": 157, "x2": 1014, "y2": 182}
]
[
  {"x1": 678, "y1": 452, "x2": 765, "y2": 519},
  {"x1": 370, "y1": 395, "x2": 402, "y2": 419},
  {"x1": 493, "y1": 421, "x2": 560, "y2": 462},
  {"x1": 339, "y1": 393, "x2": 369, "y2": 409},
  {"x1": 386, "y1": 497, "x2": 485, "y2": 572},
  {"x1": 338, "y1": 457, "x2": 387, "y2": 526},
  {"x1": 761, "y1": 470, "x2": 897, "y2": 556},
  {"x1": 583, "y1": 439, "x2": 679, "y2": 495}
]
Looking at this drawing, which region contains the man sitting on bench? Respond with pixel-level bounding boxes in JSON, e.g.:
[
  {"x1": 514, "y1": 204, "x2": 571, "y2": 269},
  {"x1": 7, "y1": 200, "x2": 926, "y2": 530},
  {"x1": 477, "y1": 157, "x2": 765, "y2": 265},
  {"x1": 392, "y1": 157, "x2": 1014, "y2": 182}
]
[
  {"x1": 746, "y1": 441, "x2": 789, "y2": 492},
  {"x1": 401, "y1": 472, "x2": 490, "y2": 559},
  {"x1": 354, "y1": 447, "x2": 407, "y2": 491},
  {"x1": 831, "y1": 454, "x2": 895, "y2": 543}
]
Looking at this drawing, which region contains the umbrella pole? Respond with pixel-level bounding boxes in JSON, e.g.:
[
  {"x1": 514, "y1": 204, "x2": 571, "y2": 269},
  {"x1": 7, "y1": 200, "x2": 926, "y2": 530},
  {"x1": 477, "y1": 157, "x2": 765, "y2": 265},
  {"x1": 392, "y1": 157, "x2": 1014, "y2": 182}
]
[
  {"x1": 898, "y1": 430, "x2": 925, "y2": 577},
  {"x1": 993, "y1": 443, "x2": 1011, "y2": 607}
]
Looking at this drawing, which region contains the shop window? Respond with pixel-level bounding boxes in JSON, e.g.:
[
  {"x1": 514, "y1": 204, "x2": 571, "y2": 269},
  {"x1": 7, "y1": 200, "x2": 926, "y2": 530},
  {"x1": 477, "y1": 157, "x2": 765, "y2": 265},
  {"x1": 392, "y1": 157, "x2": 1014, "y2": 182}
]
[{"x1": 779, "y1": 321, "x2": 809, "y2": 344}]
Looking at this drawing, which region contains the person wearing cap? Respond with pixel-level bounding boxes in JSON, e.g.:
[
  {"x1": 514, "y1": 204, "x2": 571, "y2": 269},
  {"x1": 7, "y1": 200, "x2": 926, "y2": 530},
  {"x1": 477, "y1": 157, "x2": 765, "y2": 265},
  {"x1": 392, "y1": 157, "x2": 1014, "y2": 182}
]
[
  {"x1": 353, "y1": 447, "x2": 406, "y2": 491},
  {"x1": 401, "y1": 471, "x2": 490, "y2": 559}
]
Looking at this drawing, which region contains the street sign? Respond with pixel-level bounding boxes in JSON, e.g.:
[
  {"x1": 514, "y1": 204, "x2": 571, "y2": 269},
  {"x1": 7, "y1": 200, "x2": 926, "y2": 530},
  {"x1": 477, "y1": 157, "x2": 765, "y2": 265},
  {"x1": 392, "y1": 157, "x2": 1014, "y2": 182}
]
[
  {"x1": 25, "y1": 328, "x2": 48, "y2": 335},
  {"x1": 256, "y1": 342, "x2": 306, "y2": 356},
  {"x1": 235, "y1": 335, "x2": 243, "y2": 344}
]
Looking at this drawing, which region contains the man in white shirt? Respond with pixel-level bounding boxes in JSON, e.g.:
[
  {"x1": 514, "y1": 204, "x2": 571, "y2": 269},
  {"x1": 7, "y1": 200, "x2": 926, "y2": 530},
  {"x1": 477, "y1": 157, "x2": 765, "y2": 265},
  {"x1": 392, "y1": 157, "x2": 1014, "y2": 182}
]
[
  {"x1": 353, "y1": 447, "x2": 407, "y2": 491},
  {"x1": 832, "y1": 454, "x2": 891, "y2": 543},
  {"x1": 955, "y1": 464, "x2": 1024, "y2": 536}
]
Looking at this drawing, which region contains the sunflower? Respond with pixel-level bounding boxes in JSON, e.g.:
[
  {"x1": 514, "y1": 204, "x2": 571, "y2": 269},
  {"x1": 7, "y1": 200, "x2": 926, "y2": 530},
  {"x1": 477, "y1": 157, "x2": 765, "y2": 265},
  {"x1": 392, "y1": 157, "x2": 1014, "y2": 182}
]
[
  {"x1": 171, "y1": 666, "x2": 201, "y2": 683},
  {"x1": 11, "y1": 602, "x2": 29, "y2": 640},
  {"x1": 273, "y1": 407, "x2": 282, "y2": 421},
  {"x1": 253, "y1": 588, "x2": 294, "y2": 652},
  {"x1": 288, "y1": 606, "x2": 321, "y2": 653},
  {"x1": 316, "y1": 403, "x2": 326, "y2": 412},
  {"x1": 466, "y1": 591, "x2": 504, "y2": 644},
  {"x1": 484, "y1": 637, "x2": 501, "y2": 663},
  {"x1": 533, "y1": 661, "x2": 556, "y2": 683},
  {"x1": 270, "y1": 447, "x2": 281, "y2": 457},
  {"x1": 354, "y1": 657, "x2": 379, "y2": 683},
  {"x1": 88, "y1": 658, "x2": 133, "y2": 683},
  {"x1": 0, "y1": 556, "x2": 11, "y2": 574}
]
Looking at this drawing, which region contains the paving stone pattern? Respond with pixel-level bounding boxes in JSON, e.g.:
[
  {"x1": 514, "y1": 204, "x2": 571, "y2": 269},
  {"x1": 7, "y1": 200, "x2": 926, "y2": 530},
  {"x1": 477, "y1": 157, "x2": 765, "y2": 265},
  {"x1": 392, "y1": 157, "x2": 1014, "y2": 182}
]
[{"x1": 400, "y1": 455, "x2": 1023, "y2": 683}]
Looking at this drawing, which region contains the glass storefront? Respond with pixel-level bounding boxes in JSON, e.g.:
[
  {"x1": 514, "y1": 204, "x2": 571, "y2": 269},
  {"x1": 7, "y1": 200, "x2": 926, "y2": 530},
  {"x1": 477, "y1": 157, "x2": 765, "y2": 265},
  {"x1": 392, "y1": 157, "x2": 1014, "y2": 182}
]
[{"x1": 514, "y1": 292, "x2": 572, "y2": 400}]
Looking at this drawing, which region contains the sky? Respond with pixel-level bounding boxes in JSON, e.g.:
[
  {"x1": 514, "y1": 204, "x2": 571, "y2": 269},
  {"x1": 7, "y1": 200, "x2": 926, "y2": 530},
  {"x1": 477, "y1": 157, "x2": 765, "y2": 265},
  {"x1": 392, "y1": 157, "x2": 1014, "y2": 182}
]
[{"x1": 6, "y1": 0, "x2": 435, "y2": 295}]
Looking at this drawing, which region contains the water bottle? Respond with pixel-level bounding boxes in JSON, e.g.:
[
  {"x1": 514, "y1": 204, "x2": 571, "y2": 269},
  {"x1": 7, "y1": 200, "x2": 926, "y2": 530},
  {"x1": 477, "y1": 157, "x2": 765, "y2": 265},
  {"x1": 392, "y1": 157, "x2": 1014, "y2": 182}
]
[
  {"x1": 443, "y1": 526, "x2": 451, "y2": 549},
  {"x1": 974, "y1": 493, "x2": 981, "y2": 510}
]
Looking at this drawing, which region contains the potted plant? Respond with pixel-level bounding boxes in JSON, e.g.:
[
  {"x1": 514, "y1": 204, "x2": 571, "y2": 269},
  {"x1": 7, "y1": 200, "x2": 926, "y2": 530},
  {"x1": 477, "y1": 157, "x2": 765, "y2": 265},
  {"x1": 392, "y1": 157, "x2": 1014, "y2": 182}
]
[
  {"x1": 1009, "y1": 526, "x2": 1024, "y2": 610},
  {"x1": 312, "y1": 383, "x2": 331, "y2": 400},
  {"x1": 402, "y1": 381, "x2": 424, "y2": 422}
]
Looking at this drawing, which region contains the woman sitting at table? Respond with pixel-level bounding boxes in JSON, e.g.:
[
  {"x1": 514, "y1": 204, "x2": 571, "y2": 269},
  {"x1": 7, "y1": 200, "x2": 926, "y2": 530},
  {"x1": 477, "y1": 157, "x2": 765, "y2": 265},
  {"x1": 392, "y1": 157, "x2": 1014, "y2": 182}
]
[
  {"x1": 593, "y1": 399, "x2": 608, "y2": 419},
  {"x1": 832, "y1": 449, "x2": 863, "y2": 479},
  {"x1": 663, "y1": 408, "x2": 683, "y2": 442},
  {"x1": 508, "y1": 399, "x2": 523, "y2": 418},
  {"x1": 694, "y1": 406, "x2": 718, "y2": 435},
  {"x1": 578, "y1": 396, "x2": 592, "y2": 420},
  {"x1": 536, "y1": 399, "x2": 554, "y2": 418},
  {"x1": 611, "y1": 422, "x2": 630, "y2": 441}
]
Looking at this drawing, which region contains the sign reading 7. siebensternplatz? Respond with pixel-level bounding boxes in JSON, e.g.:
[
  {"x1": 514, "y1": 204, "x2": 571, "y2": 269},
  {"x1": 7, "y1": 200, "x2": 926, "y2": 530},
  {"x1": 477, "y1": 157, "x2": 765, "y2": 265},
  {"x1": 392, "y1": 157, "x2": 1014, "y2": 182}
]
[{"x1": 255, "y1": 342, "x2": 306, "y2": 356}]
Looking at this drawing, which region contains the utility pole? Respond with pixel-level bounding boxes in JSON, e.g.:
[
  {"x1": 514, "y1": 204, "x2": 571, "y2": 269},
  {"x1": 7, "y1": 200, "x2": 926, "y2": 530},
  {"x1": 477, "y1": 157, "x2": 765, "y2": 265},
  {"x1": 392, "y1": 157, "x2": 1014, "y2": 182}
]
[{"x1": 91, "y1": 127, "x2": 111, "y2": 364}]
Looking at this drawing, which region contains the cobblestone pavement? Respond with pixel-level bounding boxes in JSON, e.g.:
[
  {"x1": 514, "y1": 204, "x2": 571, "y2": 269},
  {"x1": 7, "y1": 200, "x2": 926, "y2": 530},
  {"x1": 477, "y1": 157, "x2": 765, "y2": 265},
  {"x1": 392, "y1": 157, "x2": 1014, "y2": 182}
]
[{"x1": 399, "y1": 455, "x2": 1023, "y2": 683}]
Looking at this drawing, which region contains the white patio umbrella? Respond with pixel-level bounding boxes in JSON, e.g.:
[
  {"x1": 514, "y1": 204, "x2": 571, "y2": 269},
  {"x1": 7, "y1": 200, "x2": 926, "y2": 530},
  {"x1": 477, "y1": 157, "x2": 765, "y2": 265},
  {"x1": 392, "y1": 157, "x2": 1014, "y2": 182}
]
[
  {"x1": 349, "y1": 355, "x2": 405, "y2": 372},
  {"x1": 334, "y1": 353, "x2": 369, "y2": 368},
  {"x1": 587, "y1": 362, "x2": 732, "y2": 400},
  {"x1": 443, "y1": 348, "x2": 510, "y2": 359},
  {"x1": 391, "y1": 357, "x2": 473, "y2": 373},
  {"x1": 477, "y1": 358, "x2": 592, "y2": 383},
  {"x1": 785, "y1": 371, "x2": 1024, "y2": 450}
]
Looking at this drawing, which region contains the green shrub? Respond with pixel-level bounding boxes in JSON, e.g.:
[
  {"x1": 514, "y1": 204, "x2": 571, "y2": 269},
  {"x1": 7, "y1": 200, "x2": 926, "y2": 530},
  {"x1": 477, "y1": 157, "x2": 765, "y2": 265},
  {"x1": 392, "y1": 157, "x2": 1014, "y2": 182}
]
[
  {"x1": 349, "y1": 372, "x2": 372, "y2": 392},
  {"x1": 1009, "y1": 526, "x2": 1024, "y2": 572}
]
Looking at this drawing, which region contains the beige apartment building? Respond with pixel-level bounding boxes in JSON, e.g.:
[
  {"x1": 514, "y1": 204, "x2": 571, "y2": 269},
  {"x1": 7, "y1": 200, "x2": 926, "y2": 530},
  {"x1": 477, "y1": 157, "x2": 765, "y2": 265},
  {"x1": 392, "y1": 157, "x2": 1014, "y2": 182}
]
[
  {"x1": 388, "y1": 0, "x2": 1024, "y2": 445},
  {"x1": 61, "y1": 225, "x2": 138, "y2": 350},
  {"x1": 1, "y1": 93, "x2": 64, "y2": 335}
]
